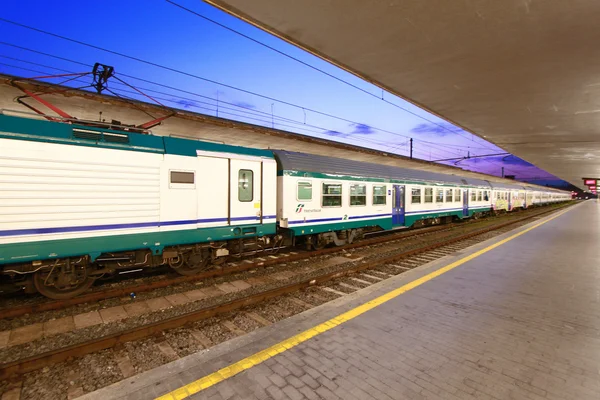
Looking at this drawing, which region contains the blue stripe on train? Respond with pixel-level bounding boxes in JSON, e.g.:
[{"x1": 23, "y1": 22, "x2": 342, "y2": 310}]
[
  {"x1": 405, "y1": 207, "x2": 462, "y2": 215},
  {"x1": 288, "y1": 213, "x2": 390, "y2": 225},
  {"x1": 0, "y1": 215, "x2": 277, "y2": 237}
]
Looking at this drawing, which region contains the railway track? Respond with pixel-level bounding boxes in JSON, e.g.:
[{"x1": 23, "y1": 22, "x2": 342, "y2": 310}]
[
  {"x1": 0, "y1": 223, "x2": 458, "y2": 319},
  {"x1": 0, "y1": 203, "x2": 568, "y2": 321},
  {"x1": 0, "y1": 202, "x2": 573, "y2": 388}
]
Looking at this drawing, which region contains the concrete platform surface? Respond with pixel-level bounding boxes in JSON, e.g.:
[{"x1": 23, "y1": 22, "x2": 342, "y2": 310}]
[{"x1": 81, "y1": 202, "x2": 600, "y2": 400}]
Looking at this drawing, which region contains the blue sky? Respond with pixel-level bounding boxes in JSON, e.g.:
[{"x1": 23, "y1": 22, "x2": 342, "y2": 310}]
[{"x1": 0, "y1": 0, "x2": 569, "y2": 187}]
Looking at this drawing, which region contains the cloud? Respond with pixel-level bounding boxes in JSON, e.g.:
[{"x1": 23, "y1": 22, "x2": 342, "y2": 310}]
[
  {"x1": 350, "y1": 123, "x2": 376, "y2": 135},
  {"x1": 410, "y1": 121, "x2": 463, "y2": 136},
  {"x1": 232, "y1": 101, "x2": 256, "y2": 110},
  {"x1": 323, "y1": 123, "x2": 376, "y2": 139},
  {"x1": 323, "y1": 130, "x2": 351, "y2": 138},
  {"x1": 173, "y1": 99, "x2": 198, "y2": 109}
]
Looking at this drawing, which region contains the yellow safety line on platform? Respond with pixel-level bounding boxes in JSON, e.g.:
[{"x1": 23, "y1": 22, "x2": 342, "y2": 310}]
[{"x1": 156, "y1": 206, "x2": 573, "y2": 400}]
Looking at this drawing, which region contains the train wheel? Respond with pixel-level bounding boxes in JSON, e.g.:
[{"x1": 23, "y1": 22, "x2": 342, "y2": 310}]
[
  {"x1": 310, "y1": 235, "x2": 326, "y2": 250},
  {"x1": 172, "y1": 250, "x2": 211, "y2": 276},
  {"x1": 33, "y1": 266, "x2": 94, "y2": 299}
]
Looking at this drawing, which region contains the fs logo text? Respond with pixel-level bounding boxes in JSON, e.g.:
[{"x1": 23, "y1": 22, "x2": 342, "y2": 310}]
[{"x1": 295, "y1": 204, "x2": 305, "y2": 213}]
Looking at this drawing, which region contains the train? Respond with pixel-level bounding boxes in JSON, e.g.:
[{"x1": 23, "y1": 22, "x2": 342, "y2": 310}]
[{"x1": 0, "y1": 113, "x2": 572, "y2": 298}]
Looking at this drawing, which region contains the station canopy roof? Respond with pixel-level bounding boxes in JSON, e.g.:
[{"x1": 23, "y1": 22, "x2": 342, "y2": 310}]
[{"x1": 206, "y1": 0, "x2": 600, "y2": 189}]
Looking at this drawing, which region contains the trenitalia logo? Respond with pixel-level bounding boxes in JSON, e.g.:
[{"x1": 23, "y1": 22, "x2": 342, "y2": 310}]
[{"x1": 295, "y1": 204, "x2": 322, "y2": 213}]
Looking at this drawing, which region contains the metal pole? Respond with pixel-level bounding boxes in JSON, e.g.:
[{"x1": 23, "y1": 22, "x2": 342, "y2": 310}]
[
  {"x1": 409, "y1": 138, "x2": 413, "y2": 159},
  {"x1": 502, "y1": 167, "x2": 504, "y2": 178},
  {"x1": 271, "y1": 103, "x2": 274, "y2": 128}
]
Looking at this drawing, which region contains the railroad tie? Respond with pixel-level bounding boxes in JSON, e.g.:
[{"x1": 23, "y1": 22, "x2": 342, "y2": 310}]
[
  {"x1": 349, "y1": 277, "x2": 372, "y2": 285},
  {"x1": 114, "y1": 351, "x2": 136, "y2": 378},
  {"x1": 190, "y1": 330, "x2": 213, "y2": 348},
  {"x1": 156, "y1": 341, "x2": 178, "y2": 361},
  {"x1": 287, "y1": 297, "x2": 314, "y2": 309},
  {"x1": 370, "y1": 271, "x2": 393, "y2": 277},
  {"x1": 319, "y1": 286, "x2": 348, "y2": 296},
  {"x1": 360, "y1": 273, "x2": 384, "y2": 281},
  {"x1": 245, "y1": 312, "x2": 272, "y2": 327},
  {"x1": 221, "y1": 321, "x2": 246, "y2": 336},
  {"x1": 338, "y1": 282, "x2": 362, "y2": 291}
]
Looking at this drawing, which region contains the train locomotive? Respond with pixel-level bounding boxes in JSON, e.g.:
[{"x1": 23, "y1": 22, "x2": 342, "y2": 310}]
[{"x1": 0, "y1": 113, "x2": 572, "y2": 298}]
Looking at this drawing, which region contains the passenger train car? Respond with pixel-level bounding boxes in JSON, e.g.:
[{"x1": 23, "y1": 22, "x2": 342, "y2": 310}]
[{"x1": 0, "y1": 113, "x2": 571, "y2": 298}]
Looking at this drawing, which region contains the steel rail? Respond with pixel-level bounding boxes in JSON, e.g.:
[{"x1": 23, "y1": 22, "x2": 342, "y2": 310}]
[
  {"x1": 0, "y1": 203, "x2": 573, "y2": 380},
  {"x1": 0, "y1": 224, "x2": 453, "y2": 319}
]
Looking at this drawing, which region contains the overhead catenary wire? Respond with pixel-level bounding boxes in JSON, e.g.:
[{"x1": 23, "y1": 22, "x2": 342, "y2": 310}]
[
  {"x1": 0, "y1": 41, "x2": 495, "y2": 154},
  {"x1": 2, "y1": 60, "x2": 537, "y2": 182},
  {"x1": 165, "y1": 1, "x2": 499, "y2": 151},
  {"x1": 0, "y1": 58, "x2": 411, "y2": 154},
  {"x1": 0, "y1": 18, "x2": 498, "y2": 154},
  {"x1": 0, "y1": 44, "x2": 485, "y2": 159}
]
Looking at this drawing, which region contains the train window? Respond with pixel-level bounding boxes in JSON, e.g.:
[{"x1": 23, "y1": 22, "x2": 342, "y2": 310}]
[
  {"x1": 350, "y1": 184, "x2": 367, "y2": 206},
  {"x1": 297, "y1": 181, "x2": 313, "y2": 201},
  {"x1": 483, "y1": 191, "x2": 489, "y2": 201},
  {"x1": 424, "y1": 188, "x2": 433, "y2": 203},
  {"x1": 170, "y1": 171, "x2": 195, "y2": 184},
  {"x1": 238, "y1": 169, "x2": 253, "y2": 202},
  {"x1": 436, "y1": 189, "x2": 444, "y2": 203},
  {"x1": 477, "y1": 191, "x2": 483, "y2": 201},
  {"x1": 446, "y1": 188, "x2": 453, "y2": 202},
  {"x1": 411, "y1": 188, "x2": 422, "y2": 204},
  {"x1": 471, "y1": 190, "x2": 476, "y2": 201},
  {"x1": 373, "y1": 185, "x2": 387, "y2": 205},
  {"x1": 322, "y1": 183, "x2": 342, "y2": 207},
  {"x1": 454, "y1": 188, "x2": 461, "y2": 202}
]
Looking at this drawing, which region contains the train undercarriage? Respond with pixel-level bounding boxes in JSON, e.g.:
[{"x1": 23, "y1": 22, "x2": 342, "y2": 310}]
[
  {"x1": 1, "y1": 234, "x2": 285, "y2": 299},
  {"x1": 0, "y1": 208, "x2": 531, "y2": 299}
]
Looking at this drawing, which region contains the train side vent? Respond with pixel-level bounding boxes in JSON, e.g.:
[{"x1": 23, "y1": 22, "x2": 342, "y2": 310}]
[
  {"x1": 103, "y1": 132, "x2": 129, "y2": 144},
  {"x1": 73, "y1": 128, "x2": 102, "y2": 141}
]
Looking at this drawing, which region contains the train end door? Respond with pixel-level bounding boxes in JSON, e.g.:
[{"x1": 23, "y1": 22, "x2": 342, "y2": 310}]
[
  {"x1": 462, "y1": 189, "x2": 469, "y2": 217},
  {"x1": 392, "y1": 185, "x2": 405, "y2": 225}
]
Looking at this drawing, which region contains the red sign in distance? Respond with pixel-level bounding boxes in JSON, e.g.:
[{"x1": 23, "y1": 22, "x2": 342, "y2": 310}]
[{"x1": 584, "y1": 179, "x2": 597, "y2": 185}]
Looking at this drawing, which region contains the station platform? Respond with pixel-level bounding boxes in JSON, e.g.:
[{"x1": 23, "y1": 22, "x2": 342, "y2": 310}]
[{"x1": 82, "y1": 201, "x2": 600, "y2": 400}]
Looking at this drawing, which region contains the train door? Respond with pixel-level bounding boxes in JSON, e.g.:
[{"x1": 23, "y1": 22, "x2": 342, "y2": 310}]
[
  {"x1": 507, "y1": 191, "x2": 512, "y2": 211},
  {"x1": 462, "y1": 189, "x2": 469, "y2": 217},
  {"x1": 196, "y1": 155, "x2": 228, "y2": 228},
  {"x1": 392, "y1": 185, "x2": 405, "y2": 225},
  {"x1": 230, "y1": 159, "x2": 262, "y2": 225}
]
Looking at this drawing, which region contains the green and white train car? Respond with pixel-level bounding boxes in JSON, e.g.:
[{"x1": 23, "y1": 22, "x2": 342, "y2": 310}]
[
  {"x1": 0, "y1": 114, "x2": 278, "y2": 297},
  {"x1": 273, "y1": 150, "x2": 498, "y2": 248},
  {"x1": 0, "y1": 113, "x2": 571, "y2": 298}
]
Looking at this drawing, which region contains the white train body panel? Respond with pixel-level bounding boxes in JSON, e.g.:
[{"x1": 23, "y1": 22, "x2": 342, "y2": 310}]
[
  {"x1": 278, "y1": 175, "x2": 391, "y2": 233},
  {"x1": 0, "y1": 138, "x2": 277, "y2": 254},
  {"x1": 405, "y1": 184, "x2": 464, "y2": 217},
  {"x1": 0, "y1": 138, "x2": 162, "y2": 245}
]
